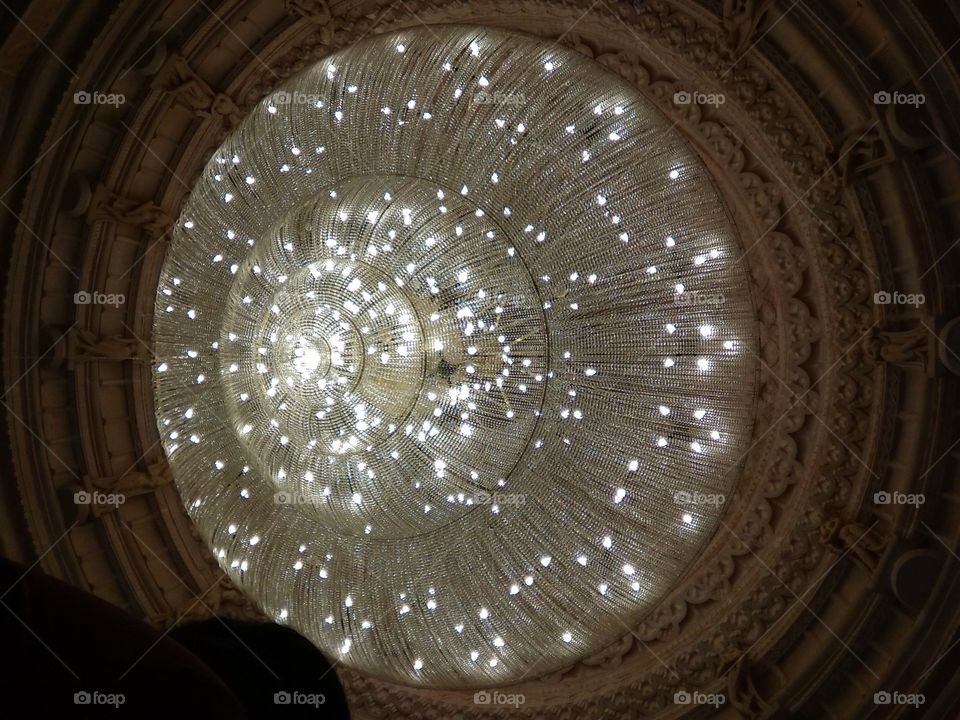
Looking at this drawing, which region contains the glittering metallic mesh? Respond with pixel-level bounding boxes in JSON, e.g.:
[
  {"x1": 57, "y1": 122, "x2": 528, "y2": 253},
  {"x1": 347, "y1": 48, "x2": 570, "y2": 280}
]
[{"x1": 153, "y1": 26, "x2": 758, "y2": 687}]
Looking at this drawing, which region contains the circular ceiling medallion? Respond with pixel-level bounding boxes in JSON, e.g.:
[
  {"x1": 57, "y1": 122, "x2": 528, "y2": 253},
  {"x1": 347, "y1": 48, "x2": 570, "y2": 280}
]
[{"x1": 153, "y1": 25, "x2": 757, "y2": 687}]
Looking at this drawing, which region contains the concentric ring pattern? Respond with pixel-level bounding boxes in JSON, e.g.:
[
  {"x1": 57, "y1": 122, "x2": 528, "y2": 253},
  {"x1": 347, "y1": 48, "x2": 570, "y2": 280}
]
[{"x1": 153, "y1": 25, "x2": 758, "y2": 687}]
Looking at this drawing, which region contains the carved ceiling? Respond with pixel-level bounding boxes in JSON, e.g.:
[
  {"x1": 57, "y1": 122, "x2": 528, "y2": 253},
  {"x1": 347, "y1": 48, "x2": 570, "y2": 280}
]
[{"x1": 1, "y1": 1, "x2": 959, "y2": 718}]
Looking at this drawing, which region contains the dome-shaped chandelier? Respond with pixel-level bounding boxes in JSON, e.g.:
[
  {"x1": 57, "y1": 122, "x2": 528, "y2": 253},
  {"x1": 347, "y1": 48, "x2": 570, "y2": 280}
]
[{"x1": 153, "y1": 25, "x2": 757, "y2": 688}]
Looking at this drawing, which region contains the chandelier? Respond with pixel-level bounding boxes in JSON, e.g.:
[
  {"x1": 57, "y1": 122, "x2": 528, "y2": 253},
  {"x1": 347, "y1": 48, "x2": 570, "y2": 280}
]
[{"x1": 153, "y1": 25, "x2": 757, "y2": 688}]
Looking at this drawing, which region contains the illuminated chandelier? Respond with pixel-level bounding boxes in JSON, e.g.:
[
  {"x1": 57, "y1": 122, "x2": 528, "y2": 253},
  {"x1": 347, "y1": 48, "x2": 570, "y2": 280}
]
[{"x1": 153, "y1": 25, "x2": 757, "y2": 688}]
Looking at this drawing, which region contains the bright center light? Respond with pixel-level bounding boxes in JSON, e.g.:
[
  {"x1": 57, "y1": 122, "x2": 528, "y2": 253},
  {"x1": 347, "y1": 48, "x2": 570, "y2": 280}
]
[{"x1": 292, "y1": 339, "x2": 323, "y2": 379}]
